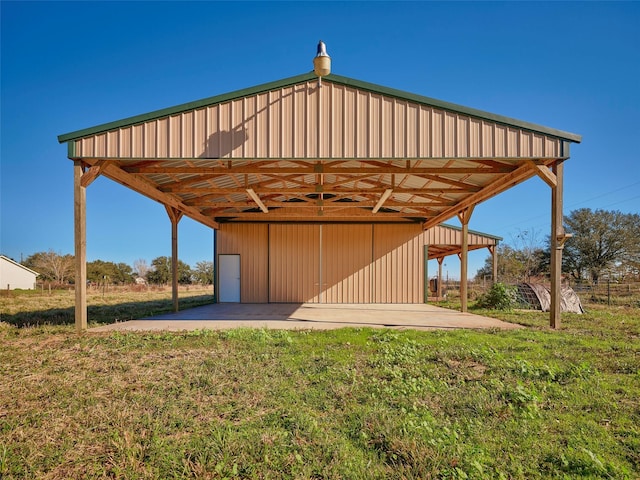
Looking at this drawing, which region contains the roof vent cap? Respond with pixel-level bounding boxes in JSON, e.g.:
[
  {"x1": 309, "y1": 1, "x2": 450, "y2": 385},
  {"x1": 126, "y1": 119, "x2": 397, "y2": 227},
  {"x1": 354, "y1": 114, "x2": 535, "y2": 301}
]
[{"x1": 313, "y1": 40, "x2": 331, "y2": 81}]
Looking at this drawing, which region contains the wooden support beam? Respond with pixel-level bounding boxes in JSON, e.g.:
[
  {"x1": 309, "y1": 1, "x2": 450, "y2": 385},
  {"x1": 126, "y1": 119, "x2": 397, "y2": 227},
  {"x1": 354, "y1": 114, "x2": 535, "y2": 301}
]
[
  {"x1": 550, "y1": 162, "x2": 564, "y2": 328},
  {"x1": 457, "y1": 206, "x2": 475, "y2": 313},
  {"x1": 422, "y1": 163, "x2": 538, "y2": 230},
  {"x1": 99, "y1": 163, "x2": 219, "y2": 229},
  {"x1": 122, "y1": 165, "x2": 515, "y2": 175},
  {"x1": 246, "y1": 188, "x2": 268, "y2": 213},
  {"x1": 74, "y1": 161, "x2": 87, "y2": 332},
  {"x1": 526, "y1": 160, "x2": 557, "y2": 188},
  {"x1": 170, "y1": 186, "x2": 472, "y2": 196},
  {"x1": 165, "y1": 206, "x2": 183, "y2": 313},
  {"x1": 372, "y1": 189, "x2": 393, "y2": 213},
  {"x1": 80, "y1": 160, "x2": 111, "y2": 187}
]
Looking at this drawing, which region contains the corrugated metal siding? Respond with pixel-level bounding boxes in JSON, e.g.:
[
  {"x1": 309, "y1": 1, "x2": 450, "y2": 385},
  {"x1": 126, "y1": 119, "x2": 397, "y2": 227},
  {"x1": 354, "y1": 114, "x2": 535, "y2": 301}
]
[
  {"x1": 73, "y1": 81, "x2": 562, "y2": 160},
  {"x1": 372, "y1": 224, "x2": 424, "y2": 303},
  {"x1": 217, "y1": 223, "x2": 268, "y2": 303},
  {"x1": 321, "y1": 224, "x2": 373, "y2": 303},
  {"x1": 424, "y1": 225, "x2": 497, "y2": 246},
  {"x1": 216, "y1": 223, "x2": 497, "y2": 304},
  {"x1": 269, "y1": 224, "x2": 321, "y2": 303}
]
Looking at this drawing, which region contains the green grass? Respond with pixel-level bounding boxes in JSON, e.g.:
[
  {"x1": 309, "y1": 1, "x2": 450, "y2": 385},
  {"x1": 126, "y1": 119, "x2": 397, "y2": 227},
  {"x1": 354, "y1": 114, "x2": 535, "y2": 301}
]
[{"x1": 0, "y1": 294, "x2": 638, "y2": 478}]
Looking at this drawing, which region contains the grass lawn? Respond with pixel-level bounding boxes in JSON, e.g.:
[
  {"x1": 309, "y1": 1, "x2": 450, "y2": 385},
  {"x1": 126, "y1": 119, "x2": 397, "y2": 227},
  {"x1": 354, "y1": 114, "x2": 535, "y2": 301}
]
[{"x1": 1, "y1": 290, "x2": 638, "y2": 478}]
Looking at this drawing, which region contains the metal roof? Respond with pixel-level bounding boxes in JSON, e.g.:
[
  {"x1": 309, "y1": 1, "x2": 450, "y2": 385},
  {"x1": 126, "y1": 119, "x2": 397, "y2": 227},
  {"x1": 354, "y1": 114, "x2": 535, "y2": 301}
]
[{"x1": 58, "y1": 73, "x2": 581, "y2": 230}]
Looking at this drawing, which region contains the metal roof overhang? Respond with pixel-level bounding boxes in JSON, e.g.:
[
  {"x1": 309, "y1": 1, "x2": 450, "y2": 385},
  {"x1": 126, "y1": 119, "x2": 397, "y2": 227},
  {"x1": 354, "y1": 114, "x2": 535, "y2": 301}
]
[{"x1": 58, "y1": 73, "x2": 581, "y2": 250}]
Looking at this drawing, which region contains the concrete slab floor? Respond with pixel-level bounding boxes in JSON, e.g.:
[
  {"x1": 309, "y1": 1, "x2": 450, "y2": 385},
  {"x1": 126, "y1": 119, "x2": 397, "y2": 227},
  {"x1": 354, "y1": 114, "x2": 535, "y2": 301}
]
[{"x1": 90, "y1": 303, "x2": 523, "y2": 333}]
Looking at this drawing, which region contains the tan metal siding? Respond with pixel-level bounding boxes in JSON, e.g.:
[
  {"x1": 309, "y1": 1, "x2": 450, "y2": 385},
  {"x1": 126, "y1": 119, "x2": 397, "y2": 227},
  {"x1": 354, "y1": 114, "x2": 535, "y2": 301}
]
[
  {"x1": 321, "y1": 224, "x2": 373, "y2": 303},
  {"x1": 217, "y1": 223, "x2": 268, "y2": 303},
  {"x1": 372, "y1": 224, "x2": 424, "y2": 303},
  {"x1": 73, "y1": 80, "x2": 563, "y2": 160},
  {"x1": 269, "y1": 224, "x2": 321, "y2": 303}
]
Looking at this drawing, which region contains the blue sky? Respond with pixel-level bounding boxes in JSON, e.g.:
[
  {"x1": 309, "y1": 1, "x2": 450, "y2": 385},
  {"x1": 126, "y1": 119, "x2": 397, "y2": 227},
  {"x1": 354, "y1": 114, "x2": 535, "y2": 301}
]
[{"x1": 1, "y1": 1, "x2": 639, "y2": 279}]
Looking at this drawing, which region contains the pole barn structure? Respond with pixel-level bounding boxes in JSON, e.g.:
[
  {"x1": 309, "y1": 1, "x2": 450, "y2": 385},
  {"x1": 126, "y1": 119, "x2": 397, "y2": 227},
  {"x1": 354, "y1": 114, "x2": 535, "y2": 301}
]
[{"x1": 59, "y1": 57, "x2": 581, "y2": 332}]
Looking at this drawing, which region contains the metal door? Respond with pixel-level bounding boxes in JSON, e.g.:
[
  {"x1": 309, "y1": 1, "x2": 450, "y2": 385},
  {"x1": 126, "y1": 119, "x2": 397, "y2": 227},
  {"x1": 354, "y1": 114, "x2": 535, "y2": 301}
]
[{"x1": 219, "y1": 254, "x2": 241, "y2": 302}]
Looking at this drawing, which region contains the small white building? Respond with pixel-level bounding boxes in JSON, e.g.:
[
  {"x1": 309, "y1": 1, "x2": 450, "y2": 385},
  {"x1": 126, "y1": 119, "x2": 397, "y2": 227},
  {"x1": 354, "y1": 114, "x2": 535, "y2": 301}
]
[{"x1": 0, "y1": 255, "x2": 39, "y2": 290}]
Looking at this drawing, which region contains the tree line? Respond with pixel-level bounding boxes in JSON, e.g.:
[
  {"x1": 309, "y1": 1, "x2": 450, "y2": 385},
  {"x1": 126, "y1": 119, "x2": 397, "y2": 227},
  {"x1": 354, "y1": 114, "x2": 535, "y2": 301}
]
[
  {"x1": 16, "y1": 253, "x2": 214, "y2": 286},
  {"x1": 6, "y1": 208, "x2": 638, "y2": 287},
  {"x1": 475, "y1": 208, "x2": 640, "y2": 284}
]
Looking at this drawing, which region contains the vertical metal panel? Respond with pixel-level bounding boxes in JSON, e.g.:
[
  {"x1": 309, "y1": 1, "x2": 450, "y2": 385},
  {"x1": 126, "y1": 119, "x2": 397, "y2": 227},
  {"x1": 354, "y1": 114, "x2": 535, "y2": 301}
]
[
  {"x1": 330, "y1": 85, "x2": 343, "y2": 157},
  {"x1": 394, "y1": 100, "x2": 406, "y2": 157},
  {"x1": 144, "y1": 122, "x2": 156, "y2": 157},
  {"x1": 356, "y1": 90, "x2": 369, "y2": 158},
  {"x1": 194, "y1": 109, "x2": 206, "y2": 158},
  {"x1": 269, "y1": 224, "x2": 320, "y2": 303},
  {"x1": 494, "y1": 125, "x2": 506, "y2": 157},
  {"x1": 380, "y1": 96, "x2": 393, "y2": 157},
  {"x1": 217, "y1": 223, "x2": 268, "y2": 303},
  {"x1": 373, "y1": 224, "x2": 424, "y2": 303},
  {"x1": 281, "y1": 87, "x2": 294, "y2": 158},
  {"x1": 482, "y1": 121, "x2": 494, "y2": 157},
  {"x1": 507, "y1": 128, "x2": 519, "y2": 157},
  {"x1": 168, "y1": 115, "x2": 180, "y2": 157},
  {"x1": 319, "y1": 82, "x2": 331, "y2": 157},
  {"x1": 431, "y1": 109, "x2": 444, "y2": 157},
  {"x1": 445, "y1": 112, "x2": 458, "y2": 157},
  {"x1": 343, "y1": 87, "x2": 356, "y2": 157},
  {"x1": 418, "y1": 106, "x2": 429, "y2": 157},
  {"x1": 255, "y1": 93, "x2": 268, "y2": 157},
  {"x1": 521, "y1": 131, "x2": 531, "y2": 157},
  {"x1": 131, "y1": 124, "x2": 143, "y2": 157},
  {"x1": 469, "y1": 118, "x2": 481, "y2": 157},
  {"x1": 406, "y1": 103, "x2": 418, "y2": 158},
  {"x1": 457, "y1": 115, "x2": 469, "y2": 157},
  {"x1": 306, "y1": 84, "x2": 319, "y2": 158},
  {"x1": 159, "y1": 119, "x2": 167, "y2": 157},
  {"x1": 368, "y1": 93, "x2": 380, "y2": 158},
  {"x1": 232, "y1": 99, "x2": 244, "y2": 157},
  {"x1": 321, "y1": 224, "x2": 372, "y2": 303},
  {"x1": 107, "y1": 130, "x2": 118, "y2": 157}
]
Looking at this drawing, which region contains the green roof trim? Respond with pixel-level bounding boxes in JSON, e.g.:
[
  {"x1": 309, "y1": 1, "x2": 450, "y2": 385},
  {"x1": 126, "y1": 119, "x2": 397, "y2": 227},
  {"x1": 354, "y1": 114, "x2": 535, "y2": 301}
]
[{"x1": 58, "y1": 72, "x2": 581, "y2": 144}]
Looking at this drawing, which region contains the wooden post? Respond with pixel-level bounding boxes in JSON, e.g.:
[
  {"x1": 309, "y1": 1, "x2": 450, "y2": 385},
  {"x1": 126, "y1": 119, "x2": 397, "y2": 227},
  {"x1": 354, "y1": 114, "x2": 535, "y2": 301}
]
[
  {"x1": 550, "y1": 162, "x2": 564, "y2": 328},
  {"x1": 458, "y1": 206, "x2": 474, "y2": 313},
  {"x1": 489, "y1": 245, "x2": 498, "y2": 285},
  {"x1": 437, "y1": 257, "x2": 444, "y2": 299},
  {"x1": 74, "y1": 161, "x2": 87, "y2": 332},
  {"x1": 423, "y1": 245, "x2": 429, "y2": 303},
  {"x1": 165, "y1": 206, "x2": 183, "y2": 313}
]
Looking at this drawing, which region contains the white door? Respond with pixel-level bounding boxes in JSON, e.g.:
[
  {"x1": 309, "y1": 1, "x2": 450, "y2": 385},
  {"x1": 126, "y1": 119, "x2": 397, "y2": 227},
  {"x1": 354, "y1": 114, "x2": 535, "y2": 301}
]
[{"x1": 219, "y1": 254, "x2": 241, "y2": 302}]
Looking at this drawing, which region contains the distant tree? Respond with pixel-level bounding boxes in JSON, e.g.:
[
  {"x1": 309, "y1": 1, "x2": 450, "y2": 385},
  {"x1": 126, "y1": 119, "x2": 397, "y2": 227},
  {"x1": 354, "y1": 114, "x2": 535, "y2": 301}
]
[
  {"x1": 563, "y1": 209, "x2": 640, "y2": 283},
  {"x1": 87, "y1": 260, "x2": 135, "y2": 284},
  {"x1": 475, "y1": 244, "x2": 547, "y2": 284},
  {"x1": 133, "y1": 258, "x2": 150, "y2": 280},
  {"x1": 23, "y1": 250, "x2": 74, "y2": 284},
  {"x1": 193, "y1": 261, "x2": 214, "y2": 285},
  {"x1": 147, "y1": 256, "x2": 192, "y2": 285},
  {"x1": 114, "y1": 263, "x2": 135, "y2": 284},
  {"x1": 510, "y1": 228, "x2": 546, "y2": 282}
]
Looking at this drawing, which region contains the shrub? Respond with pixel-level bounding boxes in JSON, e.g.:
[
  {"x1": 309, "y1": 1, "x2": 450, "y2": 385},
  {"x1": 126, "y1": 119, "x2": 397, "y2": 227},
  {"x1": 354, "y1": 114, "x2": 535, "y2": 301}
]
[{"x1": 476, "y1": 282, "x2": 518, "y2": 310}]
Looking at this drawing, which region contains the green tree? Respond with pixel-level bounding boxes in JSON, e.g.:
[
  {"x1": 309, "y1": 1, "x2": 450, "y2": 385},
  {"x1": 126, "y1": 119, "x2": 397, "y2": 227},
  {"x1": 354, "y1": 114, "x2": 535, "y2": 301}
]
[
  {"x1": 23, "y1": 250, "x2": 74, "y2": 284},
  {"x1": 475, "y1": 244, "x2": 547, "y2": 284},
  {"x1": 87, "y1": 260, "x2": 135, "y2": 285},
  {"x1": 193, "y1": 260, "x2": 214, "y2": 285},
  {"x1": 564, "y1": 208, "x2": 640, "y2": 283},
  {"x1": 147, "y1": 256, "x2": 192, "y2": 285}
]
